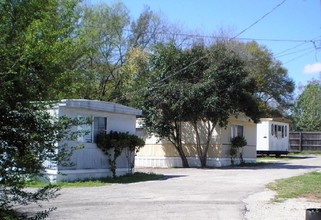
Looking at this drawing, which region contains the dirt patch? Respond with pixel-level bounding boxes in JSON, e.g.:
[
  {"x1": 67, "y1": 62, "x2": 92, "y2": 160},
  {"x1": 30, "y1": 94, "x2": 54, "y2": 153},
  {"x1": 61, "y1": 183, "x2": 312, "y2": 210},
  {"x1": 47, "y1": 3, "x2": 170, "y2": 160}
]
[
  {"x1": 302, "y1": 193, "x2": 321, "y2": 203},
  {"x1": 244, "y1": 190, "x2": 321, "y2": 220}
]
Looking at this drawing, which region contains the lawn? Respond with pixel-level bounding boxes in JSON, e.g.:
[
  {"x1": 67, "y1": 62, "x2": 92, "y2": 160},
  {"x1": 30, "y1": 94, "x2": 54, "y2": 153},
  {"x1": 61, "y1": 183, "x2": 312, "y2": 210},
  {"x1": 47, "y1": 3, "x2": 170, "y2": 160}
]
[
  {"x1": 267, "y1": 171, "x2": 321, "y2": 202},
  {"x1": 25, "y1": 172, "x2": 164, "y2": 188}
]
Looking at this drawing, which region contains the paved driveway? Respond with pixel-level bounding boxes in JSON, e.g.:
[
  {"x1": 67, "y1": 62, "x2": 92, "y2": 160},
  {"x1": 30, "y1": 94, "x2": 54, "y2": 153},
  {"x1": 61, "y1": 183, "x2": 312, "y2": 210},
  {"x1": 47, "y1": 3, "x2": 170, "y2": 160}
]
[{"x1": 23, "y1": 156, "x2": 321, "y2": 220}]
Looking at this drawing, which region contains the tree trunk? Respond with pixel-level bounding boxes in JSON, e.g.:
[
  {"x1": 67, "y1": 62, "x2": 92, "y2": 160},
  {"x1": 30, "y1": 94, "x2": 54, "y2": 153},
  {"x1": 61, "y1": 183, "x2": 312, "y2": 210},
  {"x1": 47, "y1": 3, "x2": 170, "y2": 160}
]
[
  {"x1": 192, "y1": 120, "x2": 216, "y2": 168},
  {"x1": 201, "y1": 120, "x2": 216, "y2": 168},
  {"x1": 200, "y1": 155, "x2": 207, "y2": 168},
  {"x1": 169, "y1": 121, "x2": 189, "y2": 168},
  {"x1": 176, "y1": 145, "x2": 189, "y2": 168},
  {"x1": 191, "y1": 121, "x2": 205, "y2": 168}
]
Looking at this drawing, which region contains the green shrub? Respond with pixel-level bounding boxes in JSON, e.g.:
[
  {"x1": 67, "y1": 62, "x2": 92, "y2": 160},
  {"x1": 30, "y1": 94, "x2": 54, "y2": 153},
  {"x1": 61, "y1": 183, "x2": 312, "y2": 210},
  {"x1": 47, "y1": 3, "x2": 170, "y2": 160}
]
[
  {"x1": 230, "y1": 136, "x2": 247, "y2": 165},
  {"x1": 96, "y1": 131, "x2": 145, "y2": 178}
]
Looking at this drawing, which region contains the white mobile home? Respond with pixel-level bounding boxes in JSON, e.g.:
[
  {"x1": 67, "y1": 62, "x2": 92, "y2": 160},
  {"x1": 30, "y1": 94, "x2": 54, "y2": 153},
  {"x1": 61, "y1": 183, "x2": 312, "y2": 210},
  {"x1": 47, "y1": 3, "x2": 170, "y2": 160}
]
[
  {"x1": 256, "y1": 118, "x2": 290, "y2": 156},
  {"x1": 46, "y1": 99, "x2": 142, "y2": 182}
]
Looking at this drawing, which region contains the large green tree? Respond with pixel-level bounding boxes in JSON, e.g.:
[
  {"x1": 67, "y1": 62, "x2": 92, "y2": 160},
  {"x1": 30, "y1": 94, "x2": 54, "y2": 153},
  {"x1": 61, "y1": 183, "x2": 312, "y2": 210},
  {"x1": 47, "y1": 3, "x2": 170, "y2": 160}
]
[
  {"x1": 232, "y1": 41, "x2": 295, "y2": 117},
  {"x1": 292, "y1": 81, "x2": 321, "y2": 131},
  {"x1": 142, "y1": 42, "x2": 192, "y2": 167},
  {"x1": 77, "y1": 3, "x2": 165, "y2": 104},
  {"x1": 186, "y1": 42, "x2": 260, "y2": 167},
  {"x1": 142, "y1": 41, "x2": 260, "y2": 168},
  {"x1": 0, "y1": 0, "x2": 81, "y2": 218}
]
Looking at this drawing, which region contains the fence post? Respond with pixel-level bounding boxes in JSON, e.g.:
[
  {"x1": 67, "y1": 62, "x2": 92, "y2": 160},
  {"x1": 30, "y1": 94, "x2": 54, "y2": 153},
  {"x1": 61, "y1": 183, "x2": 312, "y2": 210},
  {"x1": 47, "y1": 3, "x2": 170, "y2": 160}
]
[{"x1": 299, "y1": 132, "x2": 302, "y2": 152}]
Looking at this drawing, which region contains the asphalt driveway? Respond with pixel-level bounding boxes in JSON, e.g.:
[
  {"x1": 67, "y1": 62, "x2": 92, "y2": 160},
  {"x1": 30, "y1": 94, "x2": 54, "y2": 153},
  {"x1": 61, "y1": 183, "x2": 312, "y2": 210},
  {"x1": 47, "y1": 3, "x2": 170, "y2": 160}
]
[{"x1": 22, "y1": 156, "x2": 321, "y2": 220}]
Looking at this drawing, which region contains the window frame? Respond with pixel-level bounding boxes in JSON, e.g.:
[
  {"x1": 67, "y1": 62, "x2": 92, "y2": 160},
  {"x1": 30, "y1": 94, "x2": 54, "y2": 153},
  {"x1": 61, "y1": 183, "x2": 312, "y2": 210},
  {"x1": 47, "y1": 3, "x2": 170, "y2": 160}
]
[
  {"x1": 78, "y1": 115, "x2": 108, "y2": 143},
  {"x1": 230, "y1": 124, "x2": 244, "y2": 140},
  {"x1": 93, "y1": 116, "x2": 108, "y2": 143}
]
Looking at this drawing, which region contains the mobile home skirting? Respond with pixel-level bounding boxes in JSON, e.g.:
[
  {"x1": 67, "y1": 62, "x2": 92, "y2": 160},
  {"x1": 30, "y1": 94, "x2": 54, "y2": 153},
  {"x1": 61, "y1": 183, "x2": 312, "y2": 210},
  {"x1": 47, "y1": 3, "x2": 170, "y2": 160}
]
[{"x1": 135, "y1": 156, "x2": 256, "y2": 168}]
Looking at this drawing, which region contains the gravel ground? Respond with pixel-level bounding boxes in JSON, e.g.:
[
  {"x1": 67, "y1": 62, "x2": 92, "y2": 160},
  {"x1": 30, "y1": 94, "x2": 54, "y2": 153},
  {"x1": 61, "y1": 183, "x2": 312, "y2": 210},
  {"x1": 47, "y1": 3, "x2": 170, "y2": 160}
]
[
  {"x1": 19, "y1": 156, "x2": 321, "y2": 220},
  {"x1": 244, "y1": 189, "x2": 321, "y2": 220}
]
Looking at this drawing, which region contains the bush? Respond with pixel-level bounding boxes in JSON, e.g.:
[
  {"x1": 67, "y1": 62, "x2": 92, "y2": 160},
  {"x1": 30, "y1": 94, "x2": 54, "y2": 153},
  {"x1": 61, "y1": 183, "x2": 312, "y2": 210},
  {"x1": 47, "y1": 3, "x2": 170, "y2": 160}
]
[
  {"x1": 230, "y1": 136, "x2": 247, "y2": 165},
  {"x1": 96, "y1": 131, "x2": 145, "y2": 178}
]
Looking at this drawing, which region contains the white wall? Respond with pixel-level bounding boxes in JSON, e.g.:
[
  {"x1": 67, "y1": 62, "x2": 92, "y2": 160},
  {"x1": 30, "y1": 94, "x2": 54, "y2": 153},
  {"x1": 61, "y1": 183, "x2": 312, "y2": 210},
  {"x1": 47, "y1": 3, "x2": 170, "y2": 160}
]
[
  {"x1": 58, "y1": 106, "x2": 137, "y2": 169},
  {"x1": 257, "y1": 120, "x2": 289, "y2": 152},
  {"x1": 256, "y1": 121, "x2": 270, "y2": 151},
  {"x1": 46, "y1": 103, "x2": 138, "y2": 182}
]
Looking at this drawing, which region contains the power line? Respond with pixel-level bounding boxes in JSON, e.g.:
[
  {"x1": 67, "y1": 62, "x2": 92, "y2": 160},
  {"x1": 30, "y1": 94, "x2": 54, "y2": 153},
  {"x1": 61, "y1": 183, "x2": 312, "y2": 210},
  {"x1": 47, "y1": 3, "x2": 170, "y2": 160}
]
[
  {"x1": 275, "y1": 46, "x2": 316, "y2": 58},
  {"x1": 231, "y1": 0, "x2": 287, "y2": 40},
  {"x1": 284, "y1": 49, "x2": 316, "y2": 64},
  {"x1": 83, "y1": 24, "x2": 315, "y2": 44},
  {"x1": 274, "y1": 41, "x2": 311, "y2": 57}
]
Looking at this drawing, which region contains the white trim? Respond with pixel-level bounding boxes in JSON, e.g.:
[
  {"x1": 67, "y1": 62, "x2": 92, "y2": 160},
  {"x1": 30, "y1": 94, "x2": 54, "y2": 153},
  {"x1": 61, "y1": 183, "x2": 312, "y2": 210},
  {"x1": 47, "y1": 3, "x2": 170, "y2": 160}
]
[
  {"x1": 59, "y1": 99, "x2": 142, "y2": 116},
  {"x1": 45, "y1": 168, "x2": 132, "y2": 183},
  {"x1": 135, "y1": 156, "x2": 256, "y2": 168}
]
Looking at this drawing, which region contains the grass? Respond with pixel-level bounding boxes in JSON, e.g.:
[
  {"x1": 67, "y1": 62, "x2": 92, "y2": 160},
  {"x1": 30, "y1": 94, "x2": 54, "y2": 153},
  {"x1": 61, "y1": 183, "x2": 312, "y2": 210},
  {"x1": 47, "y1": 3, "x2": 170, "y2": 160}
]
[
  {"x1": 267, "y1": 171, "x2": 321, "y2": 202},
  {"x1": 289, "y1": 151, "x2": 321, "y2": 155},
  {"x1": 25, "y1": 172, "x2": 164, "y2": 188},
  {"x1": 257, "y1": 156, "x2": 289, "y2": 161},
  {"x1": 257, "y1": 153, "x2": 318, "y2": 161}
]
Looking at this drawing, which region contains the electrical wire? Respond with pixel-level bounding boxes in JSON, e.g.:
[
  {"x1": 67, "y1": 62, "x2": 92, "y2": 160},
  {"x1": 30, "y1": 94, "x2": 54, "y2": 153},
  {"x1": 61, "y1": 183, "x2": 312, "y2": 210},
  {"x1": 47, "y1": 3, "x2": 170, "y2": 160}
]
[
  {"x1": 275, "y1": 46, "x2": 316, "y2": 58},
  {"x1": 83, "y1": 24, "x2": 314, "y2": 44},
  {"x1": 231, "y1": 0, "x2": 287, "y2": 40},
  {"x1": 274, "y1": 41, "x2": 311, "y2": 57},
  {"x1": 283, "y1": 49, "x2": 316, "y2": 64}
]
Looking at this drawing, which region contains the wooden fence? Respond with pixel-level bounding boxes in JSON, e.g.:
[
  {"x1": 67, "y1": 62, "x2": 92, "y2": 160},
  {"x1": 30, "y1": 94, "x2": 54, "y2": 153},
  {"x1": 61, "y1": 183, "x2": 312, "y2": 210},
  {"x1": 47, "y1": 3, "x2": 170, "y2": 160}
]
[{"x1": 289, "y1": 132, "x2": 321, "y2": 152}]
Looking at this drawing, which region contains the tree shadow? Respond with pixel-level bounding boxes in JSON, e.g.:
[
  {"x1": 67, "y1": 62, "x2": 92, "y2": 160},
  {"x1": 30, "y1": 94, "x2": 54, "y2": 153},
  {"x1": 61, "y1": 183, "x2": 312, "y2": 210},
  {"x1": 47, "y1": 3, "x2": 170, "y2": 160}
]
[
  {"x1": 257, "y1": 155, "x2": 315, "y2": 160},
  {"x1": 225, "y1": 161, "x2": 321, "y2": 170},
  {"x1": 161, "y1": 174, "x2": 188, "y2": 180}
]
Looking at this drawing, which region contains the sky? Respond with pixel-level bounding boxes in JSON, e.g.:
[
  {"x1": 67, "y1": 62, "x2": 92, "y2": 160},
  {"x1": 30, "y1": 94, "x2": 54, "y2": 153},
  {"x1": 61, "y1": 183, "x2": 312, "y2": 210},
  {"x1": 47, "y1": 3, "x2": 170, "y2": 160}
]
[{"x1": 90, "y1": 0, "x2": 321, "y2": 95}]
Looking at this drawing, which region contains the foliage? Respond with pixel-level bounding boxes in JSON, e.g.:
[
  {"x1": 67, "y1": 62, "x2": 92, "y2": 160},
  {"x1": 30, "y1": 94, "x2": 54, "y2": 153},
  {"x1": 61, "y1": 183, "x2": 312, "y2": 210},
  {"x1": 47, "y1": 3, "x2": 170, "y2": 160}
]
[
  {"x1": 231, "y1": 41, "x2": 295, "y2": 117},
  {"x1": 0, "y1": 0, "x2": 82, "y2": 101},
  {"x1": 0, "y1": 103, "x2": 84, "y2": 219},
  {"x1": 77, "y1": 3, "x2": 166, "y2": 104},
  {"x1": 0, "y1": 0, "x2": 81, "y2": 218},
  {"x1": 142, "y1": 41, "x2": 260, "y2": 168},
  {"x1": 292, "y1": 82, "x2": 321, "y2": 131},
  {"x1": 230, "y1": 136, "x2": 247, "y2": 165},
  {"x1": 96, "y1": 131, "x2": 145, "y2": 178},
  {"x1": 141, "y1": 42, "x2": 200, "y2": 168},
  {"x1": 189, "y1": 41, "x2": 259, "y2": 168}
]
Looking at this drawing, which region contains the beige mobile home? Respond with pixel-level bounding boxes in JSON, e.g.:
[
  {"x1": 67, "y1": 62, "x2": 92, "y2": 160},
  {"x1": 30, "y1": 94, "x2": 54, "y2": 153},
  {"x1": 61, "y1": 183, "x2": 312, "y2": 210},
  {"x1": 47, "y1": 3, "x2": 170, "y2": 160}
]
[{"x1": 135, "y1": 114, "x2": 257, "y2": 167}]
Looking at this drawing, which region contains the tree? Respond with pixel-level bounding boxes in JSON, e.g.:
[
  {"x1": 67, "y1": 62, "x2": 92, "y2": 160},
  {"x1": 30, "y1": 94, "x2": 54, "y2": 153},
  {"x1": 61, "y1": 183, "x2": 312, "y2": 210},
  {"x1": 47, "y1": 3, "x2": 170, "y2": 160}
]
[
  {"x1": 142, "y1": 41, "x2": 260, "y2": 168},
  {"x1": 230, "y1": 41, "x2": 295, "y2": 117},
  {"x1": 77, "y1": 2, "x2": 130, "y2": 101},
  {"x1": 77, "y1": 3, "x2": 166, "y2": 104},
  {"x1": 141, "y1": 42, "x2": 191, "y2": 167},
  {"x1": 292, "y1": 81, "x2": 321, "y2": 131},
  {"x1": 183, "y1": 41, "x2": 260, "y2": 167},
  {"x1": 0, "y1": 0, "x2": 81, "y2": 218}
]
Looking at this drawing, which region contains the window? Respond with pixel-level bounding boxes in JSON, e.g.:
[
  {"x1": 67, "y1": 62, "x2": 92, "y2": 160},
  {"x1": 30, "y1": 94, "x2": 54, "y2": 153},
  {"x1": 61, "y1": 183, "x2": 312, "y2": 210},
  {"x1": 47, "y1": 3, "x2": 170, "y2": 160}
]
[
  {"x1": 285, "y1": 125, "x2": 287, "y2": 137},
  {"x1": 271, "y1": 124, "x2": 274, "y2": 136},
  {"x1": 273, "y1": 124, "x2": 284, "y2": 139},
  {"x1": 231, "y1": 124, "x2": 244, "y2": 139},
  {"x1": 78, "y1": 116, "x2": 107, "y2": 143},
  {"x1": 93, "y1": 117, "x2": 107, "y2": 142},
  {"x1": 77, "y1": 115, "x2": 92, "y2": 143}
]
